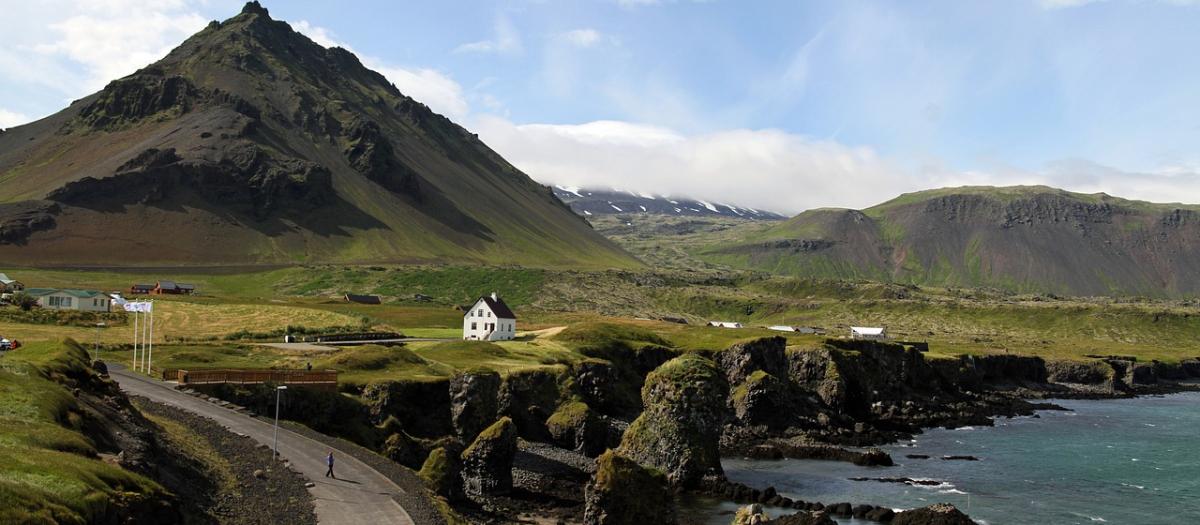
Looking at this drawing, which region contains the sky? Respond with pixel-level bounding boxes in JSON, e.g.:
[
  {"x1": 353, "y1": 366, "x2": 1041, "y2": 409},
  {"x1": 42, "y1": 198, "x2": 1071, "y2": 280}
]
[{"x1": 3, "y1": 0, "x2": 1200, "y2": 216}]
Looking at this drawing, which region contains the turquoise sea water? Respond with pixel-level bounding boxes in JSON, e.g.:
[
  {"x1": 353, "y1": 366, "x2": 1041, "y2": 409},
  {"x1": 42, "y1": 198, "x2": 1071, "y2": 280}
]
[{"x1": 681, "y1": 392, "x2": 1200, "y2": 525}]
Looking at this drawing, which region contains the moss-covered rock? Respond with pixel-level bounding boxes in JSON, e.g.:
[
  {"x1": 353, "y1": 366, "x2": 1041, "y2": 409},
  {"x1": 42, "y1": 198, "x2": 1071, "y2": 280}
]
[
  {"x1": 419, "y1": 447, "x2": 462, "y2": 500},
  {"x1": 583, "y1": 450, "x2": 676, "y2": 525},
  {"x1": 499, "y1": 368, "x2": 564, "y2": 441},
  {"x1": 617, "y1": 353, "x2": 728, "y2": 488},
  {"x1": 460, "y1": 417, "x2": 517, "y2": 499},
  {"x1": 546, "y1": 400, "x2": 609, "y2": 457}
]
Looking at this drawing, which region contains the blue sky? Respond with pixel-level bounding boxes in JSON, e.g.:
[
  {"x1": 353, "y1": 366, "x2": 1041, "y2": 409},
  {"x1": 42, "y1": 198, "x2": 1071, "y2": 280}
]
[{"x1": 2, "y1": 0, "x2": 1199, "y2": 215}]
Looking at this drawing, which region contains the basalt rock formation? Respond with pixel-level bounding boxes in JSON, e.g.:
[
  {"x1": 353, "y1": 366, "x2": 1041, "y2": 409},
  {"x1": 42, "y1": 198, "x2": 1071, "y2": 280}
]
[
  {"x1": 0, "y1": 2, "x2": 639, "y2": 269},
  {"x1": 460, "y1": 417, "x2": 517, "y2": 499},
  {"x1": 617, "y1": 353, "x2": 728, "y2": 488},
  {"x1": 583, "y1": 450, "x2": 677, "y2": 525}
]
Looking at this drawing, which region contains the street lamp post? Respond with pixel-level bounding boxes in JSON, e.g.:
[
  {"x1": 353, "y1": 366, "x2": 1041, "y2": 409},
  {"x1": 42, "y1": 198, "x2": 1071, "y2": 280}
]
[
  {"x1": 94, "y1": 322, "x2": 105, "y2": 363},
  {"x1": 273, "y1": 385, "x2": 288, "y2": 459}
]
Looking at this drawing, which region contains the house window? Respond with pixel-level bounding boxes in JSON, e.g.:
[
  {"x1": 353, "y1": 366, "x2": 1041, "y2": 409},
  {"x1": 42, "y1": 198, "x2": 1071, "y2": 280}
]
[
  {"x1": 471, "y1": 322, "x2": 477, "y2": 330},
  {"x1": 478, "y1": 309, "x2": 483, "y2": 316},
  {"x1": 487, "y1": 312, "x2": 492, "y2": 317},
  {"x1": 49, "y1": 296, "x2": 72, "y2": 307}
]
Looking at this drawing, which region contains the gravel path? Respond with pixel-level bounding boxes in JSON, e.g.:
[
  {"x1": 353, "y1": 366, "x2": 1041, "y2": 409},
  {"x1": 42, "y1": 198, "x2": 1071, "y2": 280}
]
[{"x1": 133, "y1": 396, "x2": 318, "y2": 525}]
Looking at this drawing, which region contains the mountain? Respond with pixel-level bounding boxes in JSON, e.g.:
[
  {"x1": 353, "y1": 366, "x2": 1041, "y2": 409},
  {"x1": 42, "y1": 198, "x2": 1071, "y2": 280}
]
[
  {"x1": 552, "y1": 186, "x2": 787, "y2": 220},
  {"x1": 0, "y1": 2, "x2": 639, "y2": 269},
  {"x1": 701, "y1": 186, "x2": 1200, "y2": 297}
]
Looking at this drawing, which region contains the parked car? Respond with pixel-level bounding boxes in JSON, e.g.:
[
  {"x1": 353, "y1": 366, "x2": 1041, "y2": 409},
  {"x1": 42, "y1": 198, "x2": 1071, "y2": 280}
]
[{"x1": 0, "y1": 339, "x2": 11, "y2": 351}]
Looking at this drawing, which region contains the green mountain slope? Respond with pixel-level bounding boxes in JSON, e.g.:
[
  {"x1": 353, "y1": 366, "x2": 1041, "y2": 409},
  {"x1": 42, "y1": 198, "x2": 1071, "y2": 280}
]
[
  {"x1": 702, "y1": 186, "x2": 1200, "y2": 297},
  {"x1": 0, "y1": 2, "x2": 638, "y2": 270}
]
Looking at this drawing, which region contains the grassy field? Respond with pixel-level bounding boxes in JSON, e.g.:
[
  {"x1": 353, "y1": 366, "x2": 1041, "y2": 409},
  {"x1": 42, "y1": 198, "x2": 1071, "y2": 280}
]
[
  {"x1": 0, "y1": 339, "x2": 168, "y2": 524},
  {"x1": 4, "y1": 265, "x2": 1199, "y2": 382}
]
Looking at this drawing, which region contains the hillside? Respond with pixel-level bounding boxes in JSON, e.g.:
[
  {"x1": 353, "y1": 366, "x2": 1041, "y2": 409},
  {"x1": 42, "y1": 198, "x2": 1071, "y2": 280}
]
[
  {"x1": 0, "y1": 2, "x2": 638, "y2": 270},
  {"x1": 701, "y1": 186, "x2": 1200, "y2": 297}
]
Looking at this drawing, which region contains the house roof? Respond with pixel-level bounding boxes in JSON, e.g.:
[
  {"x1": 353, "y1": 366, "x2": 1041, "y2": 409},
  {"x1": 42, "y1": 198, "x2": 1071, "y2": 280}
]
[
  {"x1": 132, "y1": 284, "x2": 155, "y2": 289},
  {"x1": 25, "y1": 288, "x2": 105, "y2": 298},
  {"x1": 0, "y1": 273, "x2": 18, "y2": 285},
  {"x1": 467, "y1": 295, "x2": 516, "y2": 319},
  {"x1": 345, "y1": 294, "x2": 382, "y2": 304},
  {"x1": 850, "y1": 326, "x2": 886, "y2": 335},
  {"x1": 659, "y1": 317, "x2": 688, "y2": 324}
]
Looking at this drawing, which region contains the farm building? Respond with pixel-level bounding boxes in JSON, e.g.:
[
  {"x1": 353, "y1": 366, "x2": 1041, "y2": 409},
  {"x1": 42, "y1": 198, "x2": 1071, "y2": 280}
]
[
  {"x1": 767, "y1": 325, "x2": 796, "y2": 332},
  {"x1": 25, "y1": 288, "x2": 111, "y2": 312},
  {"x1": 463, "y1": 292, "x2": 516, "y2": 341},
  {"x1": 659, "y1": 317, "x2": 689, "y2": 325},
  {"x1": 155, "y1": 281, "x2": 195, "y2": 295},
  {"x1": 850, "y1": 326, "x2": 888, "y2": 340},
  {"x1": 708, "y1": 321, "x2": 743, "y2": 328},
  {"x1": 0, "y1": 273, "x2": 24, "y2": 294},
  {"x1": 130, "y1": 284, "x2": 155, "y2": 295},
  {"x1": 345, "y1": 294, "x2": 382, "y2": 305}
]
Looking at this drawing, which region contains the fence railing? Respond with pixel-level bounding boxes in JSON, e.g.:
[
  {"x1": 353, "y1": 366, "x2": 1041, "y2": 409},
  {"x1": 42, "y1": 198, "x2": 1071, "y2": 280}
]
[{"x1": 162, "y1": 368, "x2": 338, "y2": 391}]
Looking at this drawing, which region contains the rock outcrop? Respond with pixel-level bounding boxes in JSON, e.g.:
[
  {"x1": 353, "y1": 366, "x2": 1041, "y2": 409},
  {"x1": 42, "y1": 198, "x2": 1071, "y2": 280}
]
[
  {"x1": 451, "y1": 370, "x2": 501, "y2": 443},
  {"x1": 583, "y1": 450, "x2": 676, "y2": 525},
  {"x1": 546, "y1": 400, "x2": 609, "y2": 457},
  {"x1": 892, "y1": 503, "x2": 979, "y2": 525},
  {"x1": 460, "y1": 417, "x2": 517, "y2": 499},
  {"x1": 617, "y1": 353, "x2": 728, "y2": 488}
]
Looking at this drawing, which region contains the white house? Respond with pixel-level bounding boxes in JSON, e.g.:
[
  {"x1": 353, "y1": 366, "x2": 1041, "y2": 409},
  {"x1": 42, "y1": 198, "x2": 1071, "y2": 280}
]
[
  {"x1": 26, "y1": 288, "x2": 111, "y2": 312},
  {"x1": 850, "y1": 326, "x2": 888, "y2": 340},
  {"x1": 463, "y1": 292, "x2": 517, "y2": 341}
]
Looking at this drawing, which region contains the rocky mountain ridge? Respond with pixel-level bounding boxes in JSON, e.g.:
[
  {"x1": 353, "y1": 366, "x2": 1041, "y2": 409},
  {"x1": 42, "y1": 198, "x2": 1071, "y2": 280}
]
[{"x1": 703, "y1": 186, "x2": 1200, "y2": 297}]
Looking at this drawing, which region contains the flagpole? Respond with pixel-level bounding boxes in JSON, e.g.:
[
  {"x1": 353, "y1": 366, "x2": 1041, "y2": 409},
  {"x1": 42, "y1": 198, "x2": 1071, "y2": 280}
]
[
  {"x1": 132, "y1": 305, "x2": 139, "y2": 370},
  {"x1": 147, "y1": 301, "x2": 154, "y2": 376}
]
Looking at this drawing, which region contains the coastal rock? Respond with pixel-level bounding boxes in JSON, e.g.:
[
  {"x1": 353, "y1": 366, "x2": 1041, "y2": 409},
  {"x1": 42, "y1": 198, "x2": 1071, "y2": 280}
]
[
  {"x1": 773, "y1": 510, "x2": 838, "y2": 525},
  {"x1": 575, "y1": 359, "x2": 621, "y2": 413},
  {"x1": 730, "y1": 370, "x2": 793, "y2": 428},
  {"x1": 418, "y1": 446, "x2": 462, "y2": 500},
  {"x1": 546, "y1": 400, "x2": 609, "y2": 457},
  {"x1": 892, "y1": 503, "x2": 979, "y2": 525},
  {"x1": 618, "y1": 353, "x2": 729, "y2": 488},
  {"x1": 460, "y1": 417, "x2": 517, "y2": 499},
  {"x1": 361, "y1": 379, "x2": 452, "y2": 439},
  {"x1": 583, "y1": 450, "x2": 676, "y2": 525},
  {"x1": 498, "y1": 368, "x2": 561, "y2": 441},
  {"x1": 450, "y1": 370, "x2": 501, "y2": 442},
  {"x1": 717, "y1": 337, "x2": 790, "y2": 385}
]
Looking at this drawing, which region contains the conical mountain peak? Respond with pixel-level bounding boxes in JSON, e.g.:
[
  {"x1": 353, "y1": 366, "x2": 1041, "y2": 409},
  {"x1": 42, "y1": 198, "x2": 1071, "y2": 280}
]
[{"x1": 0, "y1": 4, "x2": 639, "y2": 269}]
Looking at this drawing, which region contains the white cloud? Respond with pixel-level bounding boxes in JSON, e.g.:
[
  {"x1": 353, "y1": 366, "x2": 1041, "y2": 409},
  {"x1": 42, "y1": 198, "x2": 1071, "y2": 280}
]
[
  {"x1": 561, "y1": 29, "x2": 605, "y2": 48},
  {"x1": 455, "y1": 15, "x2": 522, "y2": 55},
  {"x1": 0, "y1": 108, "x2": 30, "y2": 129},
  {"x1": 32, "y1": 3, "x2": 208, "y2": 94},
  {"x1": 472, "y1": 116, "x2": 916, "y2": 215},
  {"x1": 606, "y1": 0, "x2": 718, "y2": 6}
]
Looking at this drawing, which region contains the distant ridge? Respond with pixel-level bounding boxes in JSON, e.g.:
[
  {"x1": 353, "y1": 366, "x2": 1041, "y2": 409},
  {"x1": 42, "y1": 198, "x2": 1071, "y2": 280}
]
[
  {"x1": 702, "y1": 186, "x2": 1200, "y2": 298},
  {"x1": 553, "y1": 186, "x2": 786, "y2": 220},
  {"x1": 0, "y1": 2, "x2": 640, "y2": 269}
]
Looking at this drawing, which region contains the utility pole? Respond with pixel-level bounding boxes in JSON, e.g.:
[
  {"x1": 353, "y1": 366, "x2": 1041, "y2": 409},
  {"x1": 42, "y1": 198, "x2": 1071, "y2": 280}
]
[{"x1": 273, "y1": 385, "x2": 288, "y2": 459}]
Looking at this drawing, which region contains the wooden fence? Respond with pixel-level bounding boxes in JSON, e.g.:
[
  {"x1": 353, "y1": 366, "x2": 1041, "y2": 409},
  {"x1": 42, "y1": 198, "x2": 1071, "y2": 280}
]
[{"x1": 162, "y1": 368, "x2": 338, "y2": 391}]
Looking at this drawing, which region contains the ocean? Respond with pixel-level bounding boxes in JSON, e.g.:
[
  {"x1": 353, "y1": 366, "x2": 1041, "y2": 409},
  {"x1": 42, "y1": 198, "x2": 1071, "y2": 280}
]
[{"x1": 681, "y1": 391, "x2": 1200, "y2": 525}]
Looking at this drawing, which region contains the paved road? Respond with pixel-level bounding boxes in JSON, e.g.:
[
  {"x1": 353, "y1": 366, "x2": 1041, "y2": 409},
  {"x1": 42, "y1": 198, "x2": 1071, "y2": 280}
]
[{"x1": 110, "y1": 365, "x2": 415, "y2": 525}]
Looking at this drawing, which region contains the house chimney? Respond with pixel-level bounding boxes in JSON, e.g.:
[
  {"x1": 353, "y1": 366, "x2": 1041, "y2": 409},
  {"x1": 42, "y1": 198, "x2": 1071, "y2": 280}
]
[{"x1": 491, "y1": 292, "x2": 498, "y2": 301}]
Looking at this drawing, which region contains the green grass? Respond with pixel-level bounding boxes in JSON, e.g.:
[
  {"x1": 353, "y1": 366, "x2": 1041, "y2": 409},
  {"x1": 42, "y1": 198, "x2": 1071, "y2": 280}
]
[{"x1": 0, "y1": 340, "x2": 169, "y2": 525}]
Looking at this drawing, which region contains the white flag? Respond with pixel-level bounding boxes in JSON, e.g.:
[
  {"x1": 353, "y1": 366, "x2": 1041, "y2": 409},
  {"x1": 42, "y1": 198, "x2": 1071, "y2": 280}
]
[
  {"x1": 123, "y1": 303, "x2": 138, "y2": 312},
  {"x1": 142, "y1": 301, "x2": 153, "y2": 312},
  {"x1": 110, "y1": 294, "x2": 128, "y2": 306}
]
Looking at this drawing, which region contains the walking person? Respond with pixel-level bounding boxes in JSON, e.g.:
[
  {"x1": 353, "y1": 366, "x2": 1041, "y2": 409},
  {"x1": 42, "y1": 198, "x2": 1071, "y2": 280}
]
[{"x1": 326, "y1": 451, "x2": 335, "y2": 479}]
